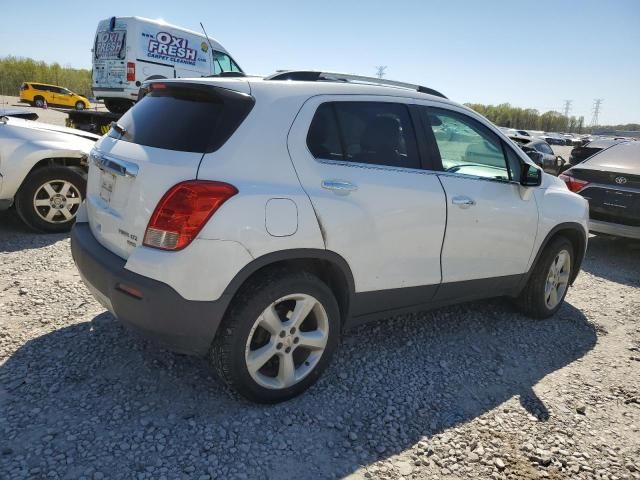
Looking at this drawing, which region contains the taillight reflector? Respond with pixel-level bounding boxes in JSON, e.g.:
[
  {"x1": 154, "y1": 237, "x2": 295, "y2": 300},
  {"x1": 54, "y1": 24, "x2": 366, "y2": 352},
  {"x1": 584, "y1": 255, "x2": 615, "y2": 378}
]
[
  {"x1": 558, "y1": 173, "x2": 589, "y2": 193},
  {"x1": 143, "y1": 181, "x2": 238, "y2": 251},
  {"x1": 126, "y1": 62, "x2": 135, "y2": 82}
]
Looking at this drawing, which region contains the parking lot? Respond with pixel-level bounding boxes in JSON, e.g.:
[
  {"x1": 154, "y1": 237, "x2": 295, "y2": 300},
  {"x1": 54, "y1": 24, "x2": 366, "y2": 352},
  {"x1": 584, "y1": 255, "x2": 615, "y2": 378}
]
[{"x1": 1, "y1": 209, "x2": 638, "y2": 479}]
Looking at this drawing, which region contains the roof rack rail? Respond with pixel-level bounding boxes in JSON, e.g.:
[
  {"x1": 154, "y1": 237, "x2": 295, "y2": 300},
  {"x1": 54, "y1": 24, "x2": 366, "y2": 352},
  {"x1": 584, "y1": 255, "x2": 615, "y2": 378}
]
[{"x1": 264, "y1": 70, "x2": 447, "y2": 99}]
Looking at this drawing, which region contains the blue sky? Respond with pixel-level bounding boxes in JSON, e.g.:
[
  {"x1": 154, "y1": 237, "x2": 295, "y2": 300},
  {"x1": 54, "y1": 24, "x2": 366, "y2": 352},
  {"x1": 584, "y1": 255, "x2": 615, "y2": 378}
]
[{"x1": 1, "y1": 0, "x2": 638, "y2": 124}]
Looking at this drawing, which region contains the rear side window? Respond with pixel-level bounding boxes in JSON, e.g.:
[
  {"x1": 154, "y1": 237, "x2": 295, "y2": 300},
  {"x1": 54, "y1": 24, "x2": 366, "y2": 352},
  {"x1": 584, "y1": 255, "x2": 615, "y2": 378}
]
[
  {"x1": 20, "y1": 83, "x2": 29, "y2": 91},
  {"x1": 109, "y1": 83, "x2": 255, "y2": 153},
  {"x1": 31, "y1": 84, "x2": 45, "y2": 91},
  {"x1": 307, "y1": 102, "x2": 420, "y2": 170}
]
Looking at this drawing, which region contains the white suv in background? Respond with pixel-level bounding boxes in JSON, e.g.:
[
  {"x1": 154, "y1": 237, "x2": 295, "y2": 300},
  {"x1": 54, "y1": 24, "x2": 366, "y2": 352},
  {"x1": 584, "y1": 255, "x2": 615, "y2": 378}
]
[{"x1": 71, "y1": 71, "x2": 589, "y2": 403}]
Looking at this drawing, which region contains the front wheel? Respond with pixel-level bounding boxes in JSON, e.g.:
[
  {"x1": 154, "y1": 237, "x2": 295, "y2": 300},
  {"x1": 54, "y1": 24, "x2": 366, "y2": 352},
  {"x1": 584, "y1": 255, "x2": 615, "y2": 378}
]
[
  {"x1": 15, "y1": 167, "x2": 86, "y2": 233},
  {"x1": 211, "y1": 271, "x2": 341, "y2": 403},
  {"x1": 516, "y1": 236, "x2": 573, "y2": 318}
]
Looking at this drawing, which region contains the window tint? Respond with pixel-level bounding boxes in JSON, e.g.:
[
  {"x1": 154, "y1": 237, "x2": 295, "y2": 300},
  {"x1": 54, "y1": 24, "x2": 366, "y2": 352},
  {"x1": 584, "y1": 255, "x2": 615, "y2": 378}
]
[
  {"x1": 306, "y1": 104, "x2": 344, "y2": 160},
  {"x1": 427, "y1": 108, "x2": 510, "y2": 180},
  {"x1": 539, "y1": 143, "x2": 553, "y2": 154},
  {"x1": 20, "y1": 83, "x2": 29, "y2": 90},
  {"x1": 109, "y1": 83, "x2": 254, "y2": 153},
  {"x1": 31, "y1": 84, "x2": 45, "y2": 91},
  {"x1": 212, "y1": 51, "x2": 242, "y2": 74},
  {"x1": 307, "y1": 102, "x2": 420, "y2": 170}
]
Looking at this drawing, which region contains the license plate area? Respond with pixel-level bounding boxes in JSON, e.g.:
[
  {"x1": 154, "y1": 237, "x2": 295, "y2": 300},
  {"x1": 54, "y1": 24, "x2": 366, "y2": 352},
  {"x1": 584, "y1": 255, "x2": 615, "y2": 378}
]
[
  {"x1": 603, "y1": 190, "x2": 632, "y2": 210},
  {"x1": 100, "y1": 170, "x2": 116, "y2": 204}
]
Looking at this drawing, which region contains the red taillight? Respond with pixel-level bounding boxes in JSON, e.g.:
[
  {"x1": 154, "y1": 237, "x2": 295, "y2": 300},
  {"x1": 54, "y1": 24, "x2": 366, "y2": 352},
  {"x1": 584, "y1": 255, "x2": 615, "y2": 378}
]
[
  {"x1": 558, "y1": 173, "x2": 589, "y2": 193},
  {"x1": 143, "y1": 181, "x2": 238, "y2": 251},
  {"x1": 126, "y1": 62, "x2": 135, "y2": 82}
]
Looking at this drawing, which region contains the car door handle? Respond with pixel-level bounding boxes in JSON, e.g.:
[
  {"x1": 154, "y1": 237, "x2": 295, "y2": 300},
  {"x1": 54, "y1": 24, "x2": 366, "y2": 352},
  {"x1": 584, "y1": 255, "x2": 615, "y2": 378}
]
[
  {"x1": 321, "y1": 180, "x2": 358, "y2": 194},
  {"x1": 451, "y1": 196, "x2": 476, "y2": 207}
]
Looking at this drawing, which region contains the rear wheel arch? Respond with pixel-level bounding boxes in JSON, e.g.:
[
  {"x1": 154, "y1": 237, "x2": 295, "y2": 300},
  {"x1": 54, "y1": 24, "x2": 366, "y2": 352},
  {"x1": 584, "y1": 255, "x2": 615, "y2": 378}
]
[{"x1": 222, "y1": 250, "x2": 355, "y2": 326}]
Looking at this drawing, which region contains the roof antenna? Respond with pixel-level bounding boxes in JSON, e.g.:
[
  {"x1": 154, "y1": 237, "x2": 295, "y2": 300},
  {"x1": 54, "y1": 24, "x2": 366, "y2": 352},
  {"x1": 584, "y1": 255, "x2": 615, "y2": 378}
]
[{"x1": 199, "y1": 22, "x2": 219, "y2": 72}]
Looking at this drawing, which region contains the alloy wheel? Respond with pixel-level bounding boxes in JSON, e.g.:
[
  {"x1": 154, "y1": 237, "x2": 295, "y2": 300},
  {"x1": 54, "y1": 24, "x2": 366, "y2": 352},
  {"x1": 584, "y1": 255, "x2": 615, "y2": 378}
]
[
  {"x1": 245, "y1": 293, "x2": 329, "y2": 389},
  {"x1": 544, "y1": 249, "x2": 571, "y2": 309},
  {"x1": 33, "y1": 180, "x2": 82, "y2": 224}
]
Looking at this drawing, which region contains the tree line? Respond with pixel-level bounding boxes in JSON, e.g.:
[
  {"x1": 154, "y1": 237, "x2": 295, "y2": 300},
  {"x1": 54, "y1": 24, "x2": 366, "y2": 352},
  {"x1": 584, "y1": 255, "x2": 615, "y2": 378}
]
[
  {"x1": 0, "y1": 56, "x2": 92, "y2": 98},
  {"x1": 465, "y1": 102, "x2": 587, "y2": 133},
  {"x1": 465, "y1": 102, "x2": 638, "y2": 134}
]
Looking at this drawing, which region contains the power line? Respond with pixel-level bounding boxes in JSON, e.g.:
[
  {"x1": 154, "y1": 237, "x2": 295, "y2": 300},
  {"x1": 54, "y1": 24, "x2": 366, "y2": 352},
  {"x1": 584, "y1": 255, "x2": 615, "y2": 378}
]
[
  {"x1": 590, "y1": 99, "x2": 603, "y2": 127},
  {"x1": 374, "y1": 66, "x2": 387, "y2": 79}
]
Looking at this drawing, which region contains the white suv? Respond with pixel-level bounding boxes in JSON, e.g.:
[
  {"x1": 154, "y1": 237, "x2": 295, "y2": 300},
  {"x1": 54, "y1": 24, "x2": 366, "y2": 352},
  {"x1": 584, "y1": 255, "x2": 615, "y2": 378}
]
[{"x1": 71, "y1": 72, "x2": 589, "y2": 403}]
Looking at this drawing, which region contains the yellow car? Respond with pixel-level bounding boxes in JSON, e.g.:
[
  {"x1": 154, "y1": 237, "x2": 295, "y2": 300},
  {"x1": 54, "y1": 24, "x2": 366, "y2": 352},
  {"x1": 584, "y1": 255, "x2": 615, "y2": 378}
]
[{"x1": 20, "y1": 82, "x2": 90, "y2": 110}]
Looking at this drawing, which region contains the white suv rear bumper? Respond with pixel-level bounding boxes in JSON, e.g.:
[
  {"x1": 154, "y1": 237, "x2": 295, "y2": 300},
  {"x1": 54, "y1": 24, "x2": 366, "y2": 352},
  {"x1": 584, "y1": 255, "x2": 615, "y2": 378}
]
[{"x1": 124, "y1": 237, "x2": 254, "y2": 301}]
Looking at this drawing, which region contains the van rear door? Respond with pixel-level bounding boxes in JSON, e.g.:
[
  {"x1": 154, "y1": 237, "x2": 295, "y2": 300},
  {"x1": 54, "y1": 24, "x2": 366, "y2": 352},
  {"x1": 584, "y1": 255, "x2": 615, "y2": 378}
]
[
  {"x1": 93, "y1": 19, "x2": 127, "y2": 89},
  {"x1": 85, "y1": 80, "x2": 254, "y2": 259}
]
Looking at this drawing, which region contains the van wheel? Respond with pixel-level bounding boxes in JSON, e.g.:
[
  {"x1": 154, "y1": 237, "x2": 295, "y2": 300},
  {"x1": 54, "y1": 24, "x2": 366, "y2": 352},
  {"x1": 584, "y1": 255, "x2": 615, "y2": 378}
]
[
  {"x1": 75, "y1": 101, "x2": 85, "y2": 111},
  {"x1": 516, "y1": 236, "x2": 573, "y2": 319},
  {"x1": 104, "y1": 99, "x2": 133, "y2": 114},
  {"x1": 211, "y1": 271, "x2": 341, "y2": 403},
  {"x1": 34, "y1": 96, "x2": 45, "y2": 108},
  {"x1": 15, "y1": 167, "x2": 86, "y2": 233}
]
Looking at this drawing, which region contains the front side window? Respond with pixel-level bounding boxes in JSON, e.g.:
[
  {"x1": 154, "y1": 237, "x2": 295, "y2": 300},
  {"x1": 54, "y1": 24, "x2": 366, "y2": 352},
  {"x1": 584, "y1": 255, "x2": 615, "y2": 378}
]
[
  {"x1": 427, "y1": 108, "x2": 511, "y2": 180},
  {"x1": 307, "y1": 101, "x2": 420, "y2": 170},
  {"x1": 212, "y1": 51, "x2": 242, "y2": 75}
]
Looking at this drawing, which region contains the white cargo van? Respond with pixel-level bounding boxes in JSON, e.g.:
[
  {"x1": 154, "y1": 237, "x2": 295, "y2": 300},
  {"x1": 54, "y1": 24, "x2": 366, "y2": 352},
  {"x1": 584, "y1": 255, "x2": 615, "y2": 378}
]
[{"x1": 92, "y1": 16, "x2": 243, "y2": 113}]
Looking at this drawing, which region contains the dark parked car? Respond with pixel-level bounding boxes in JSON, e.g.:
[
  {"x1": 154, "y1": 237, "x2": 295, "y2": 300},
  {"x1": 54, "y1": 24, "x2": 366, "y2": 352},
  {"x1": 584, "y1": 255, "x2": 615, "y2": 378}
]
[
  {"x1": 509, "y1": 136, "x2": 566, "y2": 175},
  {"x1": 539, "y1": 134, "x2": 566, "y2": 146},
  {"x1": 560, "y1": 141, "x2": 639, "y2": 239},
  {"x1": 569, "y1": 138, "x2": 629, "y2": 167}
]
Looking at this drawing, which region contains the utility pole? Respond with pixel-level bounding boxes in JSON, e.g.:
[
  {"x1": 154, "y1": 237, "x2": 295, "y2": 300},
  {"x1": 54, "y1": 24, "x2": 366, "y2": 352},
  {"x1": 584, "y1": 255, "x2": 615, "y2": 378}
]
[
  {"x1": 375, "y1": 66, "x2": 387, "y2": 79},
  {"x1": 590, "y1": 99, "x2": 603, "y2": 128},
  {"x1": 562, "y1": 100, "x2": 572, "y2": 132},
  {"x1": 562, "y1": 100, "x2": 572, "y2": 118}
]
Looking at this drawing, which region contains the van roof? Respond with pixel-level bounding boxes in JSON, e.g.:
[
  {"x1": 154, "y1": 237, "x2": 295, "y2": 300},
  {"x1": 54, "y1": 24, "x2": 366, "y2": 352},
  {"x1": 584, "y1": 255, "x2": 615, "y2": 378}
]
[{"x1": 98, "y1": 16, "x2": 228, "y2": 53}]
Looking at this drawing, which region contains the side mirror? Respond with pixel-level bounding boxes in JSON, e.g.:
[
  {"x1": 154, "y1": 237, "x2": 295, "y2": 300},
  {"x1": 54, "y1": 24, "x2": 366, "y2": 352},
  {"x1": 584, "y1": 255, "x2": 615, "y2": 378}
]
[
  {"x1": 556, "y1": 155, "x2": 565, "y2": 167},
  {"x1": 520, "y1": 160, "x2": 542, "y2": 187},
  {"x1": 525, "y1": 149, "x2": 544, "y2": 166}
]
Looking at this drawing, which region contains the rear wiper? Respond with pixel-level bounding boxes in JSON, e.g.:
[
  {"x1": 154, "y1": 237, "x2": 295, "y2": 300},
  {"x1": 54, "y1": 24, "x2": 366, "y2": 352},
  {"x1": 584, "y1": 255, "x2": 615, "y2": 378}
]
[{"x1": 110, "y1": 121, "x2": 126, "y2": 136}]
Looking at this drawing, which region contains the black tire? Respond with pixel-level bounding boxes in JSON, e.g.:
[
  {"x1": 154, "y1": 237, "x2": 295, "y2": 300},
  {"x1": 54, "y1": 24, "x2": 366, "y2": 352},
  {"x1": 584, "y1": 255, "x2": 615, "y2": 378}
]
[
  {"x1": 104, "y1": 99, "x2": 133, "y2": 114},
  {"x1": 516, "y1": 236, "x2": 574, "y2": 319},
  {"x1": 15, "y1": 167, "x2": 86, "y2": 233},
  {"x1": 75, "y1": 101, "x2": 85, "y2": 111},
  {"x1": 33, "y1": 96, "x2": 45, "y2": 108},
  {"x1": 211, "y1": 270, "x2": 341, "y2": 403}
]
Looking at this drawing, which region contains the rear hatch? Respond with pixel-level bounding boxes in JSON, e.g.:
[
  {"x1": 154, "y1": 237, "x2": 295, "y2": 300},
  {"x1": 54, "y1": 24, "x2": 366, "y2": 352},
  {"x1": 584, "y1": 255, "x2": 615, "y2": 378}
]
[
  {"x1": 569, "y1": 142, "x2": 640, "y2": 227},
  {"x1": 85, "y1": 80, "x2": 254, "y2": 259}
]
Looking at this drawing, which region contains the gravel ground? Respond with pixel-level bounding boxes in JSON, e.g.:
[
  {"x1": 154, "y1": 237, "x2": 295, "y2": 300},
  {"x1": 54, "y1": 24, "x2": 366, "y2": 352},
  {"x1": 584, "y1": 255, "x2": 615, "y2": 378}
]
[{"x1": 1, "y1": 210, "x2": 639, "y2": 480}]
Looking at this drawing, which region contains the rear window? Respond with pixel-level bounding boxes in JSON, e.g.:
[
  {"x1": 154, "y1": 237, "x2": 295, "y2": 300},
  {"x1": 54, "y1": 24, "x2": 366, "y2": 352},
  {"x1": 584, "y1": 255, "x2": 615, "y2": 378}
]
[
  {"x1": 94, "y1": 30, "x2": 126, "y2": 60},
  {"x1": 108, "y1": 83, "x2": 254, "y2": 153}
]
